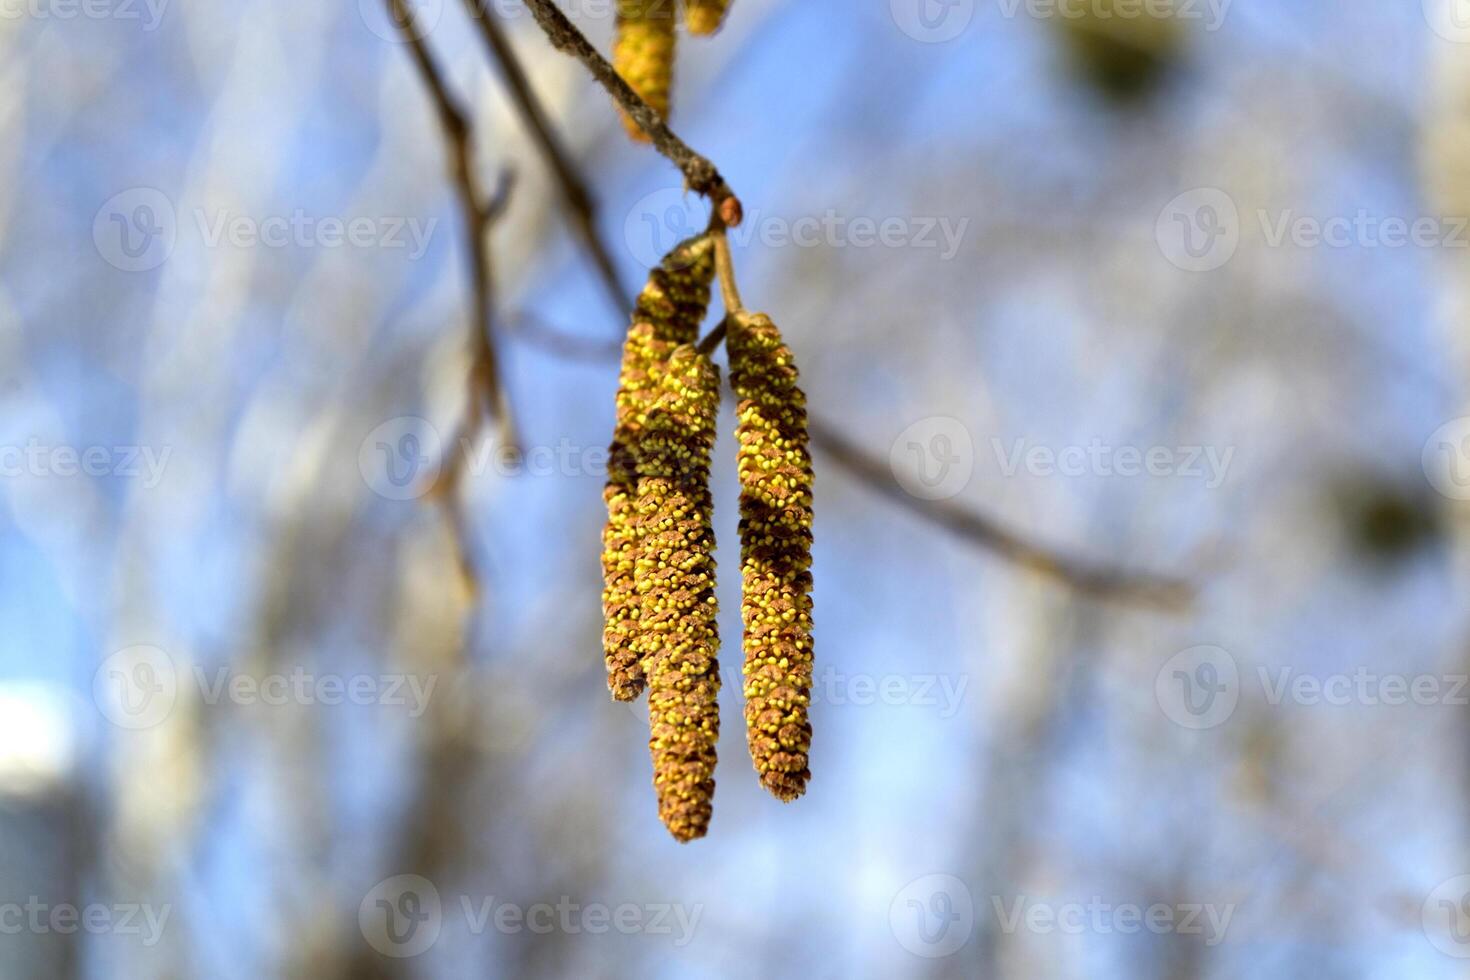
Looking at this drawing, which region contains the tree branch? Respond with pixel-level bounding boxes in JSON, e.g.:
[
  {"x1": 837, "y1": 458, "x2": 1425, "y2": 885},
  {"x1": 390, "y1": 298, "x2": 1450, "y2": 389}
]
[
  {"x1": 518, "y1": 0, "x2": 741, "y2": 220},
  {"x1": 805, "y1": 418, "x2": 1196, "y2": 610}
]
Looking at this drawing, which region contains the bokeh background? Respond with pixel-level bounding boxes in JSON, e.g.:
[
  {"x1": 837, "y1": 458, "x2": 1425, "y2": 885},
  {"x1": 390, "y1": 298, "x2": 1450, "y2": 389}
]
[{"x1": 4, "y1": 0, "x2": 1470, "y2": 975}]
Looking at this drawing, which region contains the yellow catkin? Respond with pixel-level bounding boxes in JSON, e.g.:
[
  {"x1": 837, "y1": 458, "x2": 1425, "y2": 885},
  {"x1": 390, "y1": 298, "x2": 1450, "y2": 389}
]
[
  {"x1": 683, "y1": 0, "x2": 729, "y2": 35},
  {"x1": 728, "y1": 312, "x2": 814, "y2": 802},
  {"x1": 634, "y1": 345, "x2": 722, "y2": 841},
  {"x1": 602, "y1": 236, "x2": 716, "y2": 701},
  {"x1": 614, "y1": 0, "x2": 677, "y2": 140}
]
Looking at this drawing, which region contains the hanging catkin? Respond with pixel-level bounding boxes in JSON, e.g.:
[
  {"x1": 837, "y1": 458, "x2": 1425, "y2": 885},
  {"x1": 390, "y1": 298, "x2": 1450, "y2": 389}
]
[
  {"x1": 634, "y1": 345, "x2": 722, "y2": 841},
  {"x1": 602, "y1": 235, "x2": 716, "y2": 702},
  {"x1": 614, "y1": 0, "x2": 677, "y2": 140},
  {"x1": 683, "y1": 0, "x2": 730, "y2": 35},
  {"x1": 728, "y1": 311, "x2": 814, "y2": 802}
]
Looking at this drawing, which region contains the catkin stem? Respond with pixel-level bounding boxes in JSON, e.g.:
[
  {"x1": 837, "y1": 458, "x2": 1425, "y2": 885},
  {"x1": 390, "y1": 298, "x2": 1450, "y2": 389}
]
[{"x1": 712, "y1": 228, "x2": 744, "y2": 315}]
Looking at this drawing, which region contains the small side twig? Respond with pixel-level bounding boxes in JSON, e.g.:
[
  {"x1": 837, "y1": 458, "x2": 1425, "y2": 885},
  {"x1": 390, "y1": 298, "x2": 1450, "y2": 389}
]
[
  {"x1": 695, "y1": 318, "x2": 727, "y2": 356},
  {"x1": 519, "y1": 0, "x2": 741, "y2": 219}
]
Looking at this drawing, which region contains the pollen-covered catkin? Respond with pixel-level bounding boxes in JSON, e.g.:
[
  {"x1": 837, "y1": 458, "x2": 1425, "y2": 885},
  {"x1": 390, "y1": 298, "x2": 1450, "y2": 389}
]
[
  {"x1": 602, "y1": 236, "x2": 716, "y2": 702},
  {"x1": 728, "y1": 312, "x2": 814, "y2": 802},
  {"x1": 614, "y1": 0, "x2": 676, "y2": 140},
  {"x1": 683, "y1": 0, "x2": 730, "y2": 35},
  {"x1": 634, "y1": 345, "x2": 722, "y2": 841}
]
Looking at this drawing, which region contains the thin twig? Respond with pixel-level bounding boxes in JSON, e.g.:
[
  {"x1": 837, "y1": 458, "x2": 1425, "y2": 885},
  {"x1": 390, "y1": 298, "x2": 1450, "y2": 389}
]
[
  {"x1": 519, "y1": 0, "x2": 741, "y2": 219},
  {"x1": 506, "y1": 309, "x2": 623, "y2": 361},
  {"x1": 807, "y1": 417, "x2": 1195, "y2": 609},
  {"x1": 461, "y1": 0, "x2": 633, "y2": 316},
  {"x1": 695, "y1": 318, "x2": 727, "y2": 356},
  {"x1": 389, "y1": 0, "x2": 517, "y2": 453}
]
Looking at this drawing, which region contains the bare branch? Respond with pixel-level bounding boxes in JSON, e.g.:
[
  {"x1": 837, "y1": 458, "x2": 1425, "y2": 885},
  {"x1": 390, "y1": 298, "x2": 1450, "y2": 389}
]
[
  {"x1": 807, "y1": 418, "x2": 1196, "y2": 610},
  {"x1": 518, "y1": 0, "x2": 741, "y2": 217}
]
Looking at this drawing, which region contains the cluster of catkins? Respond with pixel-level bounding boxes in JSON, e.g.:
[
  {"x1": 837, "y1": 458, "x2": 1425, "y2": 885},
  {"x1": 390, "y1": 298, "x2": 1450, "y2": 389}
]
[
  {"x1": 613, "y1": 0, "x2": 731, "y2": 140},
  {"x1": 601, "y1": 233, "x2": 814, "y2": 841}
]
